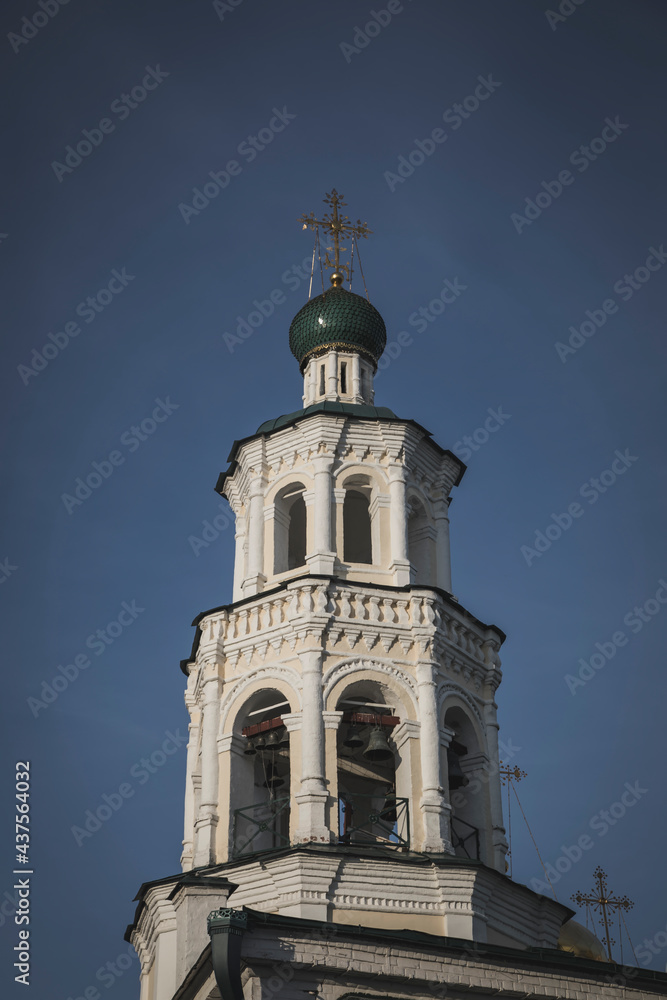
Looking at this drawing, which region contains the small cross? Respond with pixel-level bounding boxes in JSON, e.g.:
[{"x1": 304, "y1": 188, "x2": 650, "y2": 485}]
[
  {"x1": 298, "y1": 189, "x2": 372, "y2": 281},
  {"x1": 499, "y1": 763, "x2": 527, "y2": 785},
  {"x1": 571, "y1": 866, "x2": 634, "y2": 961}
]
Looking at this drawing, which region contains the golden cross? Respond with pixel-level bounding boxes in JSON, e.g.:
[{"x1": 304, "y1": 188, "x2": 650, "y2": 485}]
[
  {"x1": 571, "y1": 867, "x2": 634, "y2": 962},
  {"x1": 298, "y1": 189, "x2": 372, "y2": 282},
  {"x1": 499, "y1": 763, "x2": 527, "y2": 785}
]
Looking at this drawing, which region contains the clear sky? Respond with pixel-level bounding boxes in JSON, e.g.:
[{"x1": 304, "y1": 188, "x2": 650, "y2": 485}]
[{"x1": 2, "y1": 0, "x2": 666, "y2": 996}]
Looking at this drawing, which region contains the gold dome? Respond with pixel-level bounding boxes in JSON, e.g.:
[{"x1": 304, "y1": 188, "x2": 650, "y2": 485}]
[{"x1": 558, "y1": 919, "x2": 608, "y2": 962}]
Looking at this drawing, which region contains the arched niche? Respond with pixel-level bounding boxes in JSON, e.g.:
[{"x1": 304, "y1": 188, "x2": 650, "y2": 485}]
[
  {"x1": 227, "y1": 686, "x2": 294, "y2": 859},
  {"x1": 407, "y1": 495, "x2": 436, "y2": 584},
  {"x1": 442, "y1": 701, "x2": 489, "y2": 863},
  {"x1": 326, "y1": 667, "x2": 417, "y2": 851},
  {"x1": 337, "y1": 470, "x2": 386, "y2": 567},
  {"x1": 272, "y1": 481, "x2": 307, "y2": 574}
]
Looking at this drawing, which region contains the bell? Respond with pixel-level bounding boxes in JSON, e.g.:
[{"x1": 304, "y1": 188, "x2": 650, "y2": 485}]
[
  {"x1": 382, "y1": 791, "x2": 397, "y2": 823},
  {"x1": 243, "y1": 739, "x2": 256, "y2": 756},
  {"x1": 447, "y1": 748, "x2": 469, "y2": 790},
  {"x1": 343, "y1": 725, "x2": 364, "y2": 750},
  {"x1": 265, "y1": 730, "x2": 280, "y2": 749},
  {"x1": 263, "y1": 762, "x2": 285, "y2": 789},
  {"x1": 277, "y1": 726, "x2": 290, "y2": 748},
  {"x1": 254, "y1": 732, "x2": 267, "y2": 751},
  {"x1": 363, "y1": 727, "x2": 394, "y2": 763}
]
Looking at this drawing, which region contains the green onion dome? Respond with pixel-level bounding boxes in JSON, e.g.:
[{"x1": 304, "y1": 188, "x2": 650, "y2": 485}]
[{"x1": 289, "y1": 284, "x2": 387, "y2": 372}]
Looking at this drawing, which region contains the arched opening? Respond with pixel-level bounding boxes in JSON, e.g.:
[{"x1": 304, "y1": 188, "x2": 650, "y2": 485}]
[
  {"x1": 443, "y1": 706, "x2": 486, "y2": 862},
  {"x1": 287, "y1": 495, "x2": 306, "y2": 569},
  {"x1": 273, "y1": 483, "x2": 307, "y2": 574},
  {"x1": 343, "y1": 489, "x2": 372, "y2": 564},
  {"x1": 335, "y1": 683, "x2": 407, "y2": 849},
  {"x1": 407, "y1": 497, "x2": 435, "y2": 584},
  {"x1": 231, "y1": 688, "x2": 292, "y2": 858}
]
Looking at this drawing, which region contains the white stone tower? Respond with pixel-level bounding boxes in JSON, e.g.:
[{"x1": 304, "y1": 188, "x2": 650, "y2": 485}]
[{"x1": 126, "y1": 193, "x2": 667, "y2": 1000}]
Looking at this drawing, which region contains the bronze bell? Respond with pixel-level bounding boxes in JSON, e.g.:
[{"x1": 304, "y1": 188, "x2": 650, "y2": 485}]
[
  {"x1": 265, "y1": 730, "x2": 280, "y2": 749},
  {"x1": 363, "y1": 726, "x2": 394, "y2": 762},
  {"x1": 263, "y1": 762, "x2": 285, "y2": 789},
  {"x1": 277, "y1": 726, "x2": 290, "y2": 748},
  {"x1": 343, "y1": 724, "x2": 364, "y2": 750},
  {"x1": 382, "y1": 790, "x2": 398, "y2": 823},
  {"x1": 447, "y1": 748, "x2": 469, "y2": 789},
  {"x1": 254, "y1": 731, "x2": 267, "y2": 751},
  {"x1": 243, "y1": 738, "x2": 256, "y2": 756}
]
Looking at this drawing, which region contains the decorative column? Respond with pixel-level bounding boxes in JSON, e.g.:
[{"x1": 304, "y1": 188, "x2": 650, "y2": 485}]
[
  {"x1": 483, "y1": 699, "x2": 509, "y2": 872},
  {"x1": 351, "y1": 354, "x2": 361, "y2": 403},
  {"x1": 326, "y1": 350, "x2": 338, "y2": 399},
  {"x1": 434, "y1": 497, "x2": 453, "y2": 593},
  {"x1": 306, "y1": 455, "x2": 336, "y2": 575},
  {"x1": 215, "y1": 731, "x2": 248, "y2": 862},
  {"x1": 232, "y1": 513, "x2": 246, "y2": 602},
  {"x1": 416, "y1": 661, "x2": 452, "y2": 852},
  {"x1": 180, "y1": 692, "x2": 200, "y2": 871},
  {"x1": 388, "y1": 464, "x2": 411, "y2": 585},
  {"x1": 303, "y1": 359, "x2": 317, "y2": 406},
  {"x1": 391, "y1": 718, "x2": 421, "y2": 849},
  {"x1": 242, "y1": 482, "x2": 266, "y2": 596},
  {"x1": 294, "y1": 646, "x2": 330, "y2": 844},
  {"x1": 193, "y1": 666, "x2": 221, "y2": 867}
]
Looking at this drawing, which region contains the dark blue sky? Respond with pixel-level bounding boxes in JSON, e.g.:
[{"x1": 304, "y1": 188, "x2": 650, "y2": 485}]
[{"x1": 2, "y1": 0, "x2": 666, "y2": 995}]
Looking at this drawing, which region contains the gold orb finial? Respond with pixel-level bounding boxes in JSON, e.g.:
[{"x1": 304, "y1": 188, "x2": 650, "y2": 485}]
[{"x1": 330, "y1": 271, "x2": 344, "y2": 287}]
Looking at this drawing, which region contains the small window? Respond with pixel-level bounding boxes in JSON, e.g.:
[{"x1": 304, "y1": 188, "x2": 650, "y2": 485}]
[
  {"x1": 319, "y1": 364, "x2": 325, "y2": 396},
  {"x1": 340, "y1": 362, "x2": 347, "y2": 395},
  {"x1": 360, "y1": 367, "x2": 368, "y2": 400},
  {"x1": 343, "y1": 490, "x2": 372, "y2": 564}
]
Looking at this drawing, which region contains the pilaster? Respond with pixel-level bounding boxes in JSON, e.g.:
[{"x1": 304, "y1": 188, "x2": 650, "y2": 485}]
[
  {"x1": 193, "y1": 665, "x2": 221, "y2": 868},
  {"x1": 416, "y1": 660, "x2": 453, "y2": 853},
  {"x1": 294, "y1": 646, "x2": 331, "y2": 844}
]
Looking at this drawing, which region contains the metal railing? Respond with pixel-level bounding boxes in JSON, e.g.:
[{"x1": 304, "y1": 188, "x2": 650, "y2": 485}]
[
  {"x1": 232, "y1": 797, "x2": 290, "y2": 858},
  {"x1": 451, "y1": 815, "x2": 480, "y2": 860},
  {"x1": 338, "y1": 793, "x2": 410, "y2": 849}
]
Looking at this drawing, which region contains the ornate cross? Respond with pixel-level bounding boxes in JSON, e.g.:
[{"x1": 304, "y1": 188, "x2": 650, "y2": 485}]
[
  {"x1": 571, "y1": 866, "x2": 634, "y2": 961},
  {"x1": 298, "y1": 189, "x2": 372, "y2": 282}
]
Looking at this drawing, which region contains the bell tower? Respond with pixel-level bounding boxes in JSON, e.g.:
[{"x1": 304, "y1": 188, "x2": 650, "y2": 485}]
[{"x1": 127, "y1": 193, "x2": 576, "y2": 1000}]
